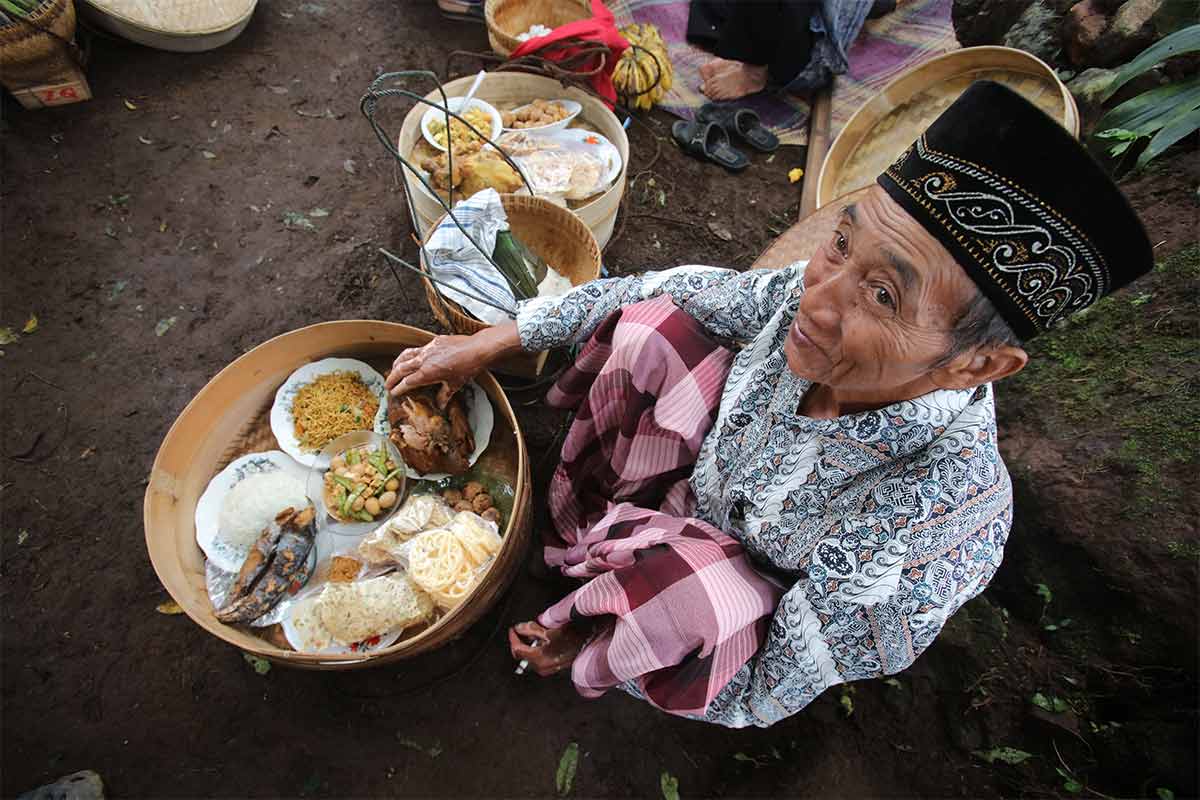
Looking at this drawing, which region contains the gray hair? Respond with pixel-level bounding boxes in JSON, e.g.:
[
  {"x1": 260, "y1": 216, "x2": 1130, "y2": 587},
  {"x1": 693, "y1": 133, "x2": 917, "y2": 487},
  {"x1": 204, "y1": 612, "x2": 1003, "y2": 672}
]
[{"x1": 935, "y1": 290, "x2": 1023, "y2": 368}]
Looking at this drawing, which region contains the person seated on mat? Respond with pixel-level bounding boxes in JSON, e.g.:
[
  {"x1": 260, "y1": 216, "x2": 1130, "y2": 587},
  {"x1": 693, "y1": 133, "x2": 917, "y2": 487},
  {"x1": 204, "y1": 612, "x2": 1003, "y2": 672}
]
[
  {"x1": 690, "y1": 0, "x2": 895, "y2": 101},
  {"x1": 384, "y1": 83, "x2": 1153, "y2": 727}
]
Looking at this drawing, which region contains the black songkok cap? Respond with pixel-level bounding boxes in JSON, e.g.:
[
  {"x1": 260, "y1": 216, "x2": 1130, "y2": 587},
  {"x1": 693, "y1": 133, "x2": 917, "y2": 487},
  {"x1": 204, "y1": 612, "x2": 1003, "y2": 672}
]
[{"x1": 877, "y1": 80, "x2": 1153, "y2": 341}]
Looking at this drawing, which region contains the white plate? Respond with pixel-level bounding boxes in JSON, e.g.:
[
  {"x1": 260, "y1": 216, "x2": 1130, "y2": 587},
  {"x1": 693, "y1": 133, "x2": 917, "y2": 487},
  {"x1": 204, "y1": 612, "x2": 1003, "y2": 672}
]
[
  {"x1": 399, "y1": 381, "x2": 494, "y2": 481},
  {"x1": 270, "y1": 358, "x2": 389, "y2": 468},
  {"x1": 421, "y1": 97, "x2": 503, "y2": 153},
  {"x1": 280, "y1": 584, "x2": 405, "y2": 655},
  {"x1": 501, "y1": 99, "x2": 582, "y2": 134},
  {"x1": 555, "y1": 127, "x2": 623, "y2": 185},
  {"x1": 194, "y1": 450, "x2": 310, "y2": 573}
]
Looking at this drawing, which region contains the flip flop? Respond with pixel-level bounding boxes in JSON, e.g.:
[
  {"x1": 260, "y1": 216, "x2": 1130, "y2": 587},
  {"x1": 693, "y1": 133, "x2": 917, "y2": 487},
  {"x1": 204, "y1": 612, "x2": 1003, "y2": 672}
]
[
  {"x1": 437, "y1": 0, "x2": 484, "y2": 22},
  {"x1": 671, "y1": 120, "x2": 749, "y2": 172},
  {"x1": 697, "y1": 103, "x2": 780, "y2": 153}
]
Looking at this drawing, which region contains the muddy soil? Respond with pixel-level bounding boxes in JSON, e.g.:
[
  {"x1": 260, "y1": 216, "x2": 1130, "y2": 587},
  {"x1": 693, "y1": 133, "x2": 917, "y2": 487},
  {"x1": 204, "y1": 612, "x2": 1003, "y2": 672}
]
[{"x1": 2, "y1": 2, "x2": 1196, "y2": 797}]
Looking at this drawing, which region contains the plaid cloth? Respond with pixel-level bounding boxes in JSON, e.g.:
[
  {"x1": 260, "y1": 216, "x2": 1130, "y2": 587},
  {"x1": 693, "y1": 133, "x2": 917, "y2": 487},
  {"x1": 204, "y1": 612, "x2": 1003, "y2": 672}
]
[{"x1": 537, "y1": 296, "x2": 783, "y2": 717}]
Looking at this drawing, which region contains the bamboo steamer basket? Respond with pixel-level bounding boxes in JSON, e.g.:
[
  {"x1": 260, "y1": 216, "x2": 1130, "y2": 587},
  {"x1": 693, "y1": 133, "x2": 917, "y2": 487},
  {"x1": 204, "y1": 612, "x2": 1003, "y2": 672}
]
[
  {"x1": 0, "y1": 0, "x2": 78, "y2": 88},
  {"x1": 422, "y1": 194, "x2": 602, "y2": 335},
  {"x1": 816, "y1": 47, "x2": 1080, "y2": 209},
  {"x1": 484, "y1": 0, "x2": 590, "y2": 57},
  {"x1": 144, "y1": 321, "x2": 532, "y2": 669},
  {"x1": 78, "y1": 0, "x2": 256, "y2": 52},
  {"x1": 753, "y1": 186, "x2": 873, "y2": 271},
  {"x1": 399, "y1": 72, "x2": 628, "y2": 249}
]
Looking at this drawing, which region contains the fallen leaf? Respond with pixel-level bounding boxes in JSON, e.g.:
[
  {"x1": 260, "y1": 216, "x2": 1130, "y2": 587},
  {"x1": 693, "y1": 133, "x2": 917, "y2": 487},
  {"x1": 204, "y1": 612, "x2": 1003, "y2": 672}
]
[
  {"x1": 1157, "y1": 789, "x2": 1176, "y2": 800},
  {"x1": 788, "y1": 167, "x2": 804, "y2": 184},
  {"x1": 555, "y1": 742, "x2": 578, "y2": 797},
  {"x1": 138, "y1": 135, "x2": 153, "y2": 145},
  {"x1": 22, "y1": 314, "x2": 38, "y2": 334},
  {"x1": 79, "y1": 447, "x2": 96, "y2": 460},
  {"x1": 883, "y1": 677, "x2": 902, "y2": 689},
  {"x1": 105, "y1": 223, "x2": 118, "y2": 240},
  {"x1": 1035, "y1": 583, "x2": 1052, "y2": 604},
  {"x1": 109, "y1": 279, "x2": 129, "y2": 300},
  {"x1": 308, "y1": 207, "x2": 330, "y2": 217},
  {"x1": 155, "y1": 316, "x2": 178, "y2": 336},
  {"x1": 243, "y1": 653, "x2": 271, "y2": 675},
  {"x1": 396, "y1": 737, "x2": 443, "y2": 758},
  {"x1": 17, "y1": 529, "x2": 29, "y2": 545},
  {"x1": 159, "y1": 221, "x2": 168, "y2": 232},
  {"x1": 766, "y1": 153, "x2": 776, "y2": 163},
  {"x1": 0, "y1": 328, "x2": 17, "y2": 345},
  {"x1": 972, "y1": 747, "x2": 1032, "y2": 765},
  {"x1": 660, "y1": 771, "x2": 679, "y2": 800},
  {"x1": 706, "y1": 221, "x2": 733, "y2": 241},
  {"x1": 282, "y1": 211, "x2": 317, "y2": 231},
  {"x1": 839, "y1": 692, "x2": 854, "y2": 717},
  {"x1": 268, "y1": 85, "x2": 289, "y2": 95},
  {"x1": 201, "y1": 150, "x2": 217, "y2": 160},
  {"x1": 124, "y1": 99, "x2": 138, "y2": 110},
  {"x1": 343, "y1": 159, "x2": 357, "y2": 175},
  {"x1": 156, "y1": 600, "x2": 184, "y2": 615}
]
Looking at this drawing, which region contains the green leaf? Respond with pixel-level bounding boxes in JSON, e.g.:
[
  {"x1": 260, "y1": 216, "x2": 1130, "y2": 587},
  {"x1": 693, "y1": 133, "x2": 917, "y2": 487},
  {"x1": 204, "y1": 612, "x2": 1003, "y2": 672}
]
[
  {"x1": 1157, "y1": 788, "x2": 1176, "y2": 800},
  {"x1": 1031, "y1": 692, "x2": 1052, "y2": 711},
  {"x1": 1102, "y1": 24, "x2": 1200, "y2": 101},
  {"x1": 883, "y1": 677, "x2": 902, "y2": 689},
  {"x1": 660, "y1": 771, "x2": 680, "y2": 800},
  {"x1": 155, "y1": 316, "x2": 178, "y2": 337},
  {"x1": 243, "y1": 653, "x2": 271, "y2": 675},
  {"x1": 1095, "y1": 76, "x2": 1200, "y2": 137},
  {"x1": 1137, "y1": 106, "x2": 1200, "y2": 168},
  {"x1": 1094, "y1": 128, "x2": 1139, "y2": 141},
  {"x1": 839, "y1": 693, "x2": 854, "y2": 717},
  {"x1": 1057, "y1": 769, "x2": 1084, "y2": 794},
  {"x1": 1035, "y1": 583, "x2": 1052, "y2": 604},
  {"x1": 972, "y1": 747, "x2": 1033, "y2": 765},
  {"x1": 556, "y1": 742, "x2": 578, "y2": 796},
  {"x1": 0, "y1": 327, "x2": 17, "y2": 345}
]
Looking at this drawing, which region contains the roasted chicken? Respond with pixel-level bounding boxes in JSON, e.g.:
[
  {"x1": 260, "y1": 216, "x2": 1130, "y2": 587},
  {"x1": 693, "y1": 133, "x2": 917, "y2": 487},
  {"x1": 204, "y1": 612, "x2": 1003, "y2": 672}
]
[{"x1": 388, "y1": 386, "x2": 474, "y2": 475}]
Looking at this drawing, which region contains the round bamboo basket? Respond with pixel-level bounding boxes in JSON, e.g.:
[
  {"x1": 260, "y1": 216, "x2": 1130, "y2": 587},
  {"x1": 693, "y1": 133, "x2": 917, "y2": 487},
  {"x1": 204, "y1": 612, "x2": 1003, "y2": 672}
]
[
  {"x1": 399, "y1": 71, "x2": 628, "y2": 249},
  {"x1": 484, "y1": 0, "x2": 590, "y2": 57},
  {"x1": 816, "y1": 46, "x2": 1080, "y2": 209},
  {"x1": 0, "y1": 0, "x2": 77, "y2": 88},
  {"x1": 421, "y1": 194, "x2": 602, "y2": 335},
  {"x1": 753, "y1": 186, "x2": 873, "y2": 271},
  {"x1": 77, "y1": 0, "x2": 256, "y2": 52},
  {"x1": 144, "y1": 320, "x2": 532, "y2": 669}
]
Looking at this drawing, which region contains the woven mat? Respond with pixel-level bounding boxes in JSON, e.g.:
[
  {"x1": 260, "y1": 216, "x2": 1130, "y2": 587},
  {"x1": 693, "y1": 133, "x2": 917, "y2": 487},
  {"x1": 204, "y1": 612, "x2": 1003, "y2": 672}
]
[{"x1": 605, "y1": 0, "x2": 811, "y2": 147}]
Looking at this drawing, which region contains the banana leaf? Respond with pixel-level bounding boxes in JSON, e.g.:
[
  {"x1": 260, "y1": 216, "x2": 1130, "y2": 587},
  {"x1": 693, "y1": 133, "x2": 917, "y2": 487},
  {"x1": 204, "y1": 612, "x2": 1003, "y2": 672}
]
[
  {"x1": 1095, "y1": 76, "x2": 1200, "y2": 136},
  {"x1": 1101, "y1": 24, "x2": 1200, "y2": 102},
  {"x1": 1137, "y1": 106, "x2": 1200, "y2": 167}
]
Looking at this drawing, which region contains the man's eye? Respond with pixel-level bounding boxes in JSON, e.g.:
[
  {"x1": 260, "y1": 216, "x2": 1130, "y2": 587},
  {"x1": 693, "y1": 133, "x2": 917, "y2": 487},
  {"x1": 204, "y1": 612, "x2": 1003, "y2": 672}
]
[
  {"x1": 875, "y1": 286, "x2": 895, "y2": 308},
  {"x1": 834, "y1": 232, "x2": 848, "y2": 254}
]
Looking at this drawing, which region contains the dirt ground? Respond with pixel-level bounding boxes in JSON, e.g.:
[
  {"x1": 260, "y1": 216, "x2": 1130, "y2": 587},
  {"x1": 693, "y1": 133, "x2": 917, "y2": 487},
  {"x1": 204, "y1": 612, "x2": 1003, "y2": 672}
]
[{"x1": 2, "y1": 2, "x2": 1197, "y2": 798}]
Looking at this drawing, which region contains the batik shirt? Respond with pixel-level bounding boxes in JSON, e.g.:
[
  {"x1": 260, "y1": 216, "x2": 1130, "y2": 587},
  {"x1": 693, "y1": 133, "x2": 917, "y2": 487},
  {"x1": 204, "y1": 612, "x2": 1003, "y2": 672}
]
[{"x1": 516, "y1": 263, "x2": 1013, "y2": 728}]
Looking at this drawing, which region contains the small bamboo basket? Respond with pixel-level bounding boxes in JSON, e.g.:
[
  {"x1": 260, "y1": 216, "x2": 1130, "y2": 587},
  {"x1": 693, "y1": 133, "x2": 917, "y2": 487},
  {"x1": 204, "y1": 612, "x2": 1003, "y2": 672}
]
[
  {"x1": 0, "y1": 0, "x2": 91, "y2": 107},
  {"x1": 420, "y1": 194, "x2": 602, "y2": 336},
  {"x1": 483, "y1": 0, "x2": 590, "y2": 57}
]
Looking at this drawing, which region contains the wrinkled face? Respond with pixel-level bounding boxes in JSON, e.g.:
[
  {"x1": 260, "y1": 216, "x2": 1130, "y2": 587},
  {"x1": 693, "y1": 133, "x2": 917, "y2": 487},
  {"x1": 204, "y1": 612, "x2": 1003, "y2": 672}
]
[{"x1": 784, "y1": 185, "x2": 978, "y2": 393}]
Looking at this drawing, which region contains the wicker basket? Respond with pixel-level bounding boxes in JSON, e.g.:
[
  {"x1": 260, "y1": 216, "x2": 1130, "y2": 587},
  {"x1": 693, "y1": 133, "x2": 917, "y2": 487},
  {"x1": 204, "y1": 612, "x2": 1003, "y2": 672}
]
[
  {"x1": 0, "y1": 0, "x2": 78, "y2": 89},
  {"x1": 144, "y1": 320, "x2": 532, "y2": 669},
  {"x1": 421, "y1": 194, "x2": 602, "y2": 336},
  {"x1": 484, "y1": 0, "x2": 590, "y2": 57}
]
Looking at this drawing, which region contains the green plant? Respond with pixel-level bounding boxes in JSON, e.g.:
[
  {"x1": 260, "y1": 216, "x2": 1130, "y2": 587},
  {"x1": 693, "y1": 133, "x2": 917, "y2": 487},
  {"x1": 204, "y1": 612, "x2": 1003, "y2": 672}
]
[
  {"x1": 0, "y1": 0, "x2": 43, "y2": 22},
  {"x1": 1091, "y1": 25, "x2": 1200, "y2": 171}
]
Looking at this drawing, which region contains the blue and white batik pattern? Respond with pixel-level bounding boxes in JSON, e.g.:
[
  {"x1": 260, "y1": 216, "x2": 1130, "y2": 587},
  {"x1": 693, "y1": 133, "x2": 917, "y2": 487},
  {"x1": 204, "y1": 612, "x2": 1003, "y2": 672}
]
[{"x1": 517, "y1": 262, "x2": 1013, "y2": 728}]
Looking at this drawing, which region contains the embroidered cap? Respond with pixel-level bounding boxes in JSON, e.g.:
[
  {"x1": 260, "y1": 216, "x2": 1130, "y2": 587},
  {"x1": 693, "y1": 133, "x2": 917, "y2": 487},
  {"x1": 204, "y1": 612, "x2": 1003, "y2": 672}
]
[{"x1": 876, "y1": 80, "x2": 1153, "y2": 341}]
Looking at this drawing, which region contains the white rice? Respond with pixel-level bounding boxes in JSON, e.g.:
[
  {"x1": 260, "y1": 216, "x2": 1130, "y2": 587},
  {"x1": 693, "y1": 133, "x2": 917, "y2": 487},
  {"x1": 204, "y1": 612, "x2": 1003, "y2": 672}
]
[{"x1": 218, "y1": 471, "x2": 309, "y2": 550}]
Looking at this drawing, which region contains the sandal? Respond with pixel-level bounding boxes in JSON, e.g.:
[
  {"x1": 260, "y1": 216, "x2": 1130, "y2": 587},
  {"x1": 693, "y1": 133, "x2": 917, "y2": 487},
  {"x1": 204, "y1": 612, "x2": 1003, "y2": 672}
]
[
  {"x1": 671, "y1": 119, "x2": 750, "y2": 172},
  {"x1": 697, "y1": 103, "x2": 780, "y2": 153}
]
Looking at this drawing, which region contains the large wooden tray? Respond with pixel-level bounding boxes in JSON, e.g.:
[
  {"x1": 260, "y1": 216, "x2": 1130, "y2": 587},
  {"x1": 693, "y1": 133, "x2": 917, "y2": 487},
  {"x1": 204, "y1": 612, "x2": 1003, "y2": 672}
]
[{"x1": 144, "y1": 321, "x2": 531, "y2": 669}]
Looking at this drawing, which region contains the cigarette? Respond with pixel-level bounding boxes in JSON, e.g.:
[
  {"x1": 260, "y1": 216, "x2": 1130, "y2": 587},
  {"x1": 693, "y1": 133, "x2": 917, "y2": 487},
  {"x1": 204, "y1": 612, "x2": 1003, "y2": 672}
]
[{"x1": 514, "y1": 658, "x2": 530, "y2": 675}]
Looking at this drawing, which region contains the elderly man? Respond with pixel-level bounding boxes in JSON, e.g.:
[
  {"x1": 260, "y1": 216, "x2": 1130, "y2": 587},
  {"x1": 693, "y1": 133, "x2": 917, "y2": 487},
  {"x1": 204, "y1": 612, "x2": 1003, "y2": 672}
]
[{"x1": 385, "y1": 82, "x2": 1152, "y2": 727}]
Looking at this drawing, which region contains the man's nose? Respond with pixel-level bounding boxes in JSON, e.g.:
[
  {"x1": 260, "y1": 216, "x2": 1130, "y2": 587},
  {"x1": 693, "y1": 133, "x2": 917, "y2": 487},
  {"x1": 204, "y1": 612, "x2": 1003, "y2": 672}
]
[{"x1": 800, "y1": 266, "x2": 847, "y2": 331}]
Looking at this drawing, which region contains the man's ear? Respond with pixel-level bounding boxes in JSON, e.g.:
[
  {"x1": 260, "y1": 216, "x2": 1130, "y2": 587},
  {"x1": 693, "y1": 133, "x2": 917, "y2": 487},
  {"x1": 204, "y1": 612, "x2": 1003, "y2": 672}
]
[{"x1": 932, "y1": 344, "x2": 1029, "y2": 390}]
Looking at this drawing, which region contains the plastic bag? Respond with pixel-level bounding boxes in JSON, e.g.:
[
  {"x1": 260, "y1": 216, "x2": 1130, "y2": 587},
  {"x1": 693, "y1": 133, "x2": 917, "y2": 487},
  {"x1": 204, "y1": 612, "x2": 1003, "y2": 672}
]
[
  {"x1": 498, "y1": 131, "x2": 611, "y2": 201},
  {"x1": 357, "y1": 494, "x2": 453, "y2": 567}
]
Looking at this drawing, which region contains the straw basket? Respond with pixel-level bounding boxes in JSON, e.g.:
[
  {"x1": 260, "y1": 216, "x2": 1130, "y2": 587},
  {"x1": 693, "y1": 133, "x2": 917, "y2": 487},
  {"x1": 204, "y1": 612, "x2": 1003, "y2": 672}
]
[
  {"x1": 816, "y1": 46, "x2": 1079, "y2": 208},
  {"x1": 144, "y1": 321, "x2": 532, "y2": 669},
  {"x1": 398, "y1": 71, "x2": 628, "y2": 249},
  {"x1": 421, "y1": 194, "x2": 602, "y2": 336},
  {"x1": 0, "y1": 0, "x2": 85, "y2": 99},
  {"x1": 484, "y1": 0, "x2": 590, "y2": 57}
]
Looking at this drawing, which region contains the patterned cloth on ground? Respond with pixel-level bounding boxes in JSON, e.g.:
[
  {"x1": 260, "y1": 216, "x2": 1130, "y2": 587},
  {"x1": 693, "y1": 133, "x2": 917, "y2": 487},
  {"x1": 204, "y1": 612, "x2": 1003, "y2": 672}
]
[{"x1": 538, "y1": 296, "x2": 782, "y2": 716}]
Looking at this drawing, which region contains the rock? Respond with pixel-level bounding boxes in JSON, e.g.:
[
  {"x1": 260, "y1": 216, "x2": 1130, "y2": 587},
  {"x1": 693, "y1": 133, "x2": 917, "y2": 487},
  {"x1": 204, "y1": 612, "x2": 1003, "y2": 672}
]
[
  {"x1": 1002, "y1": 1, "x2": 1065, "y2": 64},
  {"x1": 1064, "y1": 0, "x2": 1112, "y2": 66},
  {"x1": 1095, "y1": 0, "x2": 1167, "y2": 66},
  {"x1": 1067, "y1": 66, "x2": 1119, "y2": 125},
  {"x1": 952, "y1": 0, "x2": 1035, "y2": 46},
  {"x1": 17, "y1": 771, "x2": 105, "y2": 800}
]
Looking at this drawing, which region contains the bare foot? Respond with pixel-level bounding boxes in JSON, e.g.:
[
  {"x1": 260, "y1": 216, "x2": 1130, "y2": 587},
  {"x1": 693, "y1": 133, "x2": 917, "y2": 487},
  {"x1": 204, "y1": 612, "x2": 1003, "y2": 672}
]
[
  {"x1": 700, "y1": 61, "x2": 769, "y2": 101},
  {"x1": 508, "y1": 620, "x2": 589, "y2": 676},
  {"x1": 699, "y1": 56, "x2": 738, "y2": 81}
]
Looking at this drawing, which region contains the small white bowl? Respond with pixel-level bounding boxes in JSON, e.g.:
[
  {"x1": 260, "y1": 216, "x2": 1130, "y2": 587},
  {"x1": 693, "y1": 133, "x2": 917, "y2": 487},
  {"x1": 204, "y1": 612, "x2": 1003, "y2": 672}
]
[
  {"x1": 421, "y1": 97, "x2": 503, "y2": 152},
  {"x1": 501, "y1": 98, "x2": 582, "y2": 134}
]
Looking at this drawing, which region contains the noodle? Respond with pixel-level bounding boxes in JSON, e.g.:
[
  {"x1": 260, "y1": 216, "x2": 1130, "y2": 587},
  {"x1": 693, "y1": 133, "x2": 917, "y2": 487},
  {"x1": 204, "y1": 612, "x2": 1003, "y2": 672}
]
[{"x1": 292, "y1": 371, "x2": 380, "y2": 451}]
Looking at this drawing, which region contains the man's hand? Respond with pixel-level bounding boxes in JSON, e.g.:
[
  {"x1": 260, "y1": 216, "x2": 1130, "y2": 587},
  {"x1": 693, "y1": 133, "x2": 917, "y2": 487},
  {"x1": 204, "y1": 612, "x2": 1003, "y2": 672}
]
[
  {"x1": 385, "y1": 322, "x2": 523, "y2": 402},
  {"x1": 508, "y1": 620, "x2": 590, "y2": 676}
]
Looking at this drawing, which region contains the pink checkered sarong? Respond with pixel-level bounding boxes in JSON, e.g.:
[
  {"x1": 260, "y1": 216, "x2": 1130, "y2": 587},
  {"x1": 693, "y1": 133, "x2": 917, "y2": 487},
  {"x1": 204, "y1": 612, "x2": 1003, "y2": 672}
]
[{"x1": 537, "y1": 296, "x2": 782, "y2": 717}]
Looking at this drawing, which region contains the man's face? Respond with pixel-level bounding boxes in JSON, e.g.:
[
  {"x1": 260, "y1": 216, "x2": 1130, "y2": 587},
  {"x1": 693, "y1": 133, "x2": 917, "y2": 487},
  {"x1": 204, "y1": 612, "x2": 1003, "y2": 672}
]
[{"x1": 784, "y1": 185, "x2": 978, "y2": 393}]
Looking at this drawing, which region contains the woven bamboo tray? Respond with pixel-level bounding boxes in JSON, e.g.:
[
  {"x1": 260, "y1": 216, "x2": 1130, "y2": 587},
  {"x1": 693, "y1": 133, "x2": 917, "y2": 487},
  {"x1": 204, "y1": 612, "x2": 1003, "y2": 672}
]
[
  {"x1": 484, "y1": 0, "x2": 590, "y2": 57},
  {"x1": 817, "y1": 46, "x2": 1079, "y2": 209},
  {"x1": 753, "y1": 186, "x2": 873, "y2": 271},
  {"x1": 421, "y1": 194, "x2": 602, "y2": 336},
  {"x1": 78, "y1": 0, "x2": 256, "y2": 52},
  {"x1": 144, "y1": 321, "x2": 531, "y2": 669}
]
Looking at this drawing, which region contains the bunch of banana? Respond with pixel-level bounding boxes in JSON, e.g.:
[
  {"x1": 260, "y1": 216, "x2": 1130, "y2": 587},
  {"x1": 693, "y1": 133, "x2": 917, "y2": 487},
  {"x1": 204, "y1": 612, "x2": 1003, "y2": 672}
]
[{"x1": 614, "y1": 23, "x2": 674, "y2": 111}]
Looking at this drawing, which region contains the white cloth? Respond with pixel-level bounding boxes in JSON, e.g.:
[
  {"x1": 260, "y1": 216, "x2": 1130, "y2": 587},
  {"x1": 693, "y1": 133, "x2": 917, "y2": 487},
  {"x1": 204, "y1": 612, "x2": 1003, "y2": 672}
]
[{"x1": 424, "y1": 188, "x2": 513, "y2": 325}]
